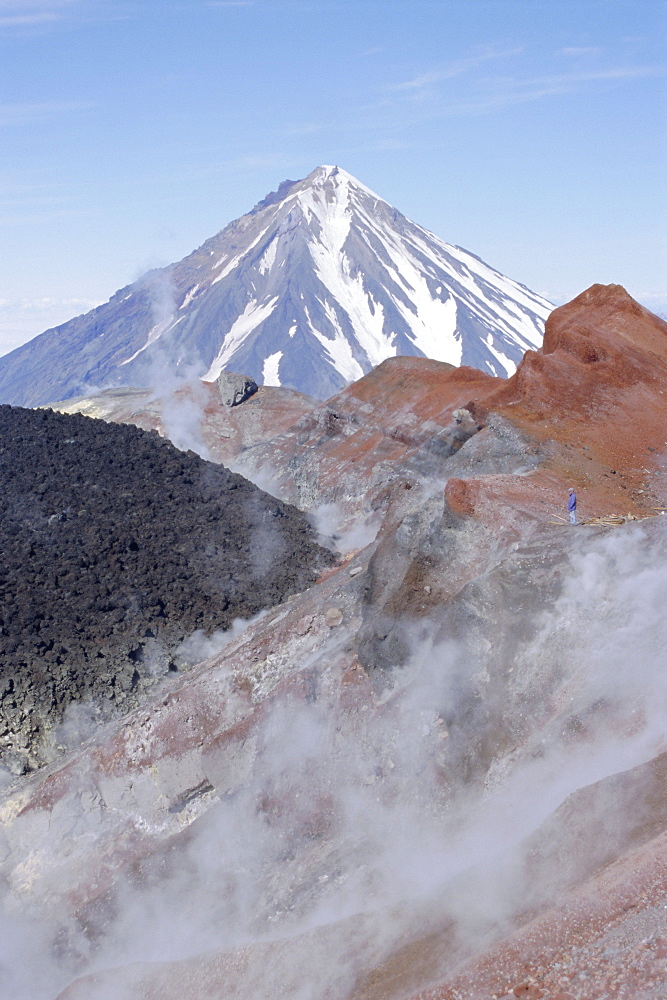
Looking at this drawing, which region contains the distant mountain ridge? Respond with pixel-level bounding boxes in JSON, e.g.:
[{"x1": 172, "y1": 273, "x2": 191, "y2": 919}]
[{"x1": 0, "y1": 165, "x2": 553, "y2": 406}]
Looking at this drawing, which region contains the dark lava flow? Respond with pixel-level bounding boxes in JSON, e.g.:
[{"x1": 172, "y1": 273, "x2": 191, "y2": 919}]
[{"x1": 0, "y1": 404, "x2": 334, "y2": 773}]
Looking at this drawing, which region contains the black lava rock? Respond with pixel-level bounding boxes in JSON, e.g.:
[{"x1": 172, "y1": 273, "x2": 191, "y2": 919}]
[{"x1": 0, "y1": 404, "x2": 334, "y2": 772}]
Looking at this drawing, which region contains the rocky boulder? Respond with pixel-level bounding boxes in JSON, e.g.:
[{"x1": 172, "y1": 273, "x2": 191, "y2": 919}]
[{"x1": 215, "y1": 371, "x2": 258, "y2": 407}]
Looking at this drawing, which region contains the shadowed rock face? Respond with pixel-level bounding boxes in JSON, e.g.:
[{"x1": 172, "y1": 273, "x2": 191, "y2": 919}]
[
  {"x1": 2, "y1": 286, "x2": 667, "y2": 1000},
  {"x1": 0, "y1": 404, "x2": 333, "y2": 773}
]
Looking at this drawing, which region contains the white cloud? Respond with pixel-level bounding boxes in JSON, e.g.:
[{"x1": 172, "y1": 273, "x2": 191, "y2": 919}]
[
  {"x1": 559, "y1": 46, "x2": 604, "y2": 58},
  {"x1": 457, "y1": 63, "x2": 667, "y2": 113},
  {"x1": 386, "y1": 46, "x2": 524, "y2": 95},
  {"x1": 0, "y1": 0, "x2": 79, "y2": 22},
  {"x1": 0, "y1": 100, "x2": 94, "y2": 125},
  {"x1": 637, "y1": 292, "x2": 667, "y2": 318},
  {"x1": 379, "y1": 37, "x2": 665, "y2": 121},
  {"x1": 0, "y1": 11, "x2": 58, "y2": 23},
  {"x1": 216, "y1": 152, "x2": 300, "y2": 173},
  {"x1": 386, "y1": 62, "x2": 667, "y2": 119},
  {"x1": 0, "y1": 0, "x2": 133, "y2": 30},
  {"x1": 0, "y1": 296, "x2": 101, "y2": 357}
]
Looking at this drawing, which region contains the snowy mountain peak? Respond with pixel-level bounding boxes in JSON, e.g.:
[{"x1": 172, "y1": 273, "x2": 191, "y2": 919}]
[
  {"x1": 0, "y1": 167, "x2": 553, "y2": 407},
  {"x1": 250, "y1": 165, "x2": 386, "y2": 229},
  {"x1": 303, "y1": 164, "x2": 384, "y2": 201}
]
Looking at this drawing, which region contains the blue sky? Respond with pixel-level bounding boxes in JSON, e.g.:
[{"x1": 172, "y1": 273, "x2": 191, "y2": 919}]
[{"x1": 1, "y1": 0, "x2": 665, "y2": 355}]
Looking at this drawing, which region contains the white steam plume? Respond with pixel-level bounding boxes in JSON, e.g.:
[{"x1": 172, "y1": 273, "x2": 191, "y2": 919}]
[{"x1": 1, "y1": 523, "x2": 666, "y2": 999}]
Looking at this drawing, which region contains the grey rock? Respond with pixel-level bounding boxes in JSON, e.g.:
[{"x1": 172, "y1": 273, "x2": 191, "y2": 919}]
[{"x1": 216, "y1": 371, "x2": 258, "y2": 407}]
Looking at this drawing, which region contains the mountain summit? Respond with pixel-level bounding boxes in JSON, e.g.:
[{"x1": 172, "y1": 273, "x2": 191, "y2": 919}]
[{"x1": 0, "y1": 165, "x2": 553, "y2": 406}]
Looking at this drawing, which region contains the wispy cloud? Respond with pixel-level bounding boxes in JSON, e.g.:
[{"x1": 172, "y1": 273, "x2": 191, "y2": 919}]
[
  {"x1": 559, "y1": 65, "x2": 666, "y2": 82},
  {"x1": 186, "y1": 151, "x2": 299, "y2": 181},
  {"x1": 0, "y1": 295, "x2": 98, "y2": 310},
  {"x1": 219, "y1": 152, "x2": 297, "y2": 172},
  {"x1": 0, "y1": 177, "x2": 81, "y2": 223},
  {"x1": 454, "y1": 63, "x2": 667, "y2": 115},
  {"x1": 386, "y1": 46, "x2": 524, "y2": 95},
  {"x1": 278, "y1": 41, "x2": 667, "y2": 156},
  {"x1": 636, "y1": 292, "x2": 667, "y2": 317},
  {"x1": 378, "y1": 45, "x2": 666, "y2": 122},
  {"x1": 0, "y1": 0, "x2": 73, "y2": 7},
  {"x1": 559, "y1": 46, "x2": 604, "y2": 58},
  {"x1": 0, "y1": 10, "x2": 59, "y2": 24},
  {"x1": 0, "y1": 0, "x2": 78, "y2": 24},
  {"x1": 0, "y1": 296, "x2": 101, "y2": 357},
  {"x1": 0, "y1": 0, "x2": 133, "y2": 30},
  {"x1": 0, "y1": 100, "x2": 94, "y2": 126},
  {"x1": 283, "y1": 120, "x2": 323, "y2": 136},
  {"x1": 0, "y1": 187, "x2": 73, "y2": 212}
]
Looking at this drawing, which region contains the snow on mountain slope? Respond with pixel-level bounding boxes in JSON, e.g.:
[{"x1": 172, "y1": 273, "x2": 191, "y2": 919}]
[{"x1": 0, "y1": 166, "x2": 553, "y2": 407}]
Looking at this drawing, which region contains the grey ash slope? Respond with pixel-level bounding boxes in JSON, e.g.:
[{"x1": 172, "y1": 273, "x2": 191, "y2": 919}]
[{"x1": 0, "y1": 166, "x2": 553, "y2": 406}]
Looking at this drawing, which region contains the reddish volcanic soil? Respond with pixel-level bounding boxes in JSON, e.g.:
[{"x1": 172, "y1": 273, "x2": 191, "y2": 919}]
[
  {"x1": 401, "y1": 830, "x2": 667, "y2": 1000},
  {"x1": 479, "y1": 284, "x2": 667, "y2": 520}
]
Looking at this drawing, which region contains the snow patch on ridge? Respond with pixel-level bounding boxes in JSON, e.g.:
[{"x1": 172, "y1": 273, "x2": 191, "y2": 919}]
[
  {"x1": 120, "y1": 316, "x2": 184, "y2": 367},
  {"x1": 262, "y1": 351, "x2": 283, "y2": 386},
  {"x1": 416, "y1": 228, "x2": 551, "y2": 326},
  {"x1": 355, "y1": 210, "x2": 463, "y2": 365},
  {"x1": 362, "y1": 212, "x2": 548, "y2": 365},
  {"x1": 305, "y1": 305, "x2": 364, "y2": 384},
  {"x1": 180, "y1": 284, "x2": 200, "y2": 310},
  {"x1": 203, "y1": 296, "x2": 279, "y2": 382},
  {"x1": 315, "y1": 164, "x2": 385, "y2": 203},
  {"x1": 302, "y1": 174, "x2": 396, "y2": 368},
  {"x1": 9, "y1": 164, "x2": 555, "y2": 407},
  {"x1": 258, "y1": 238, "x2": 278, "y2": 275},
  {"x1": 484, "y1": 332, "x2": 515, "y2": 377},
  {"x1": 278, "y1": 166, "x2": 546, "y2": 378},
  {"x1": 211, "y1": 225, "x2": 270, "y2": 286}
]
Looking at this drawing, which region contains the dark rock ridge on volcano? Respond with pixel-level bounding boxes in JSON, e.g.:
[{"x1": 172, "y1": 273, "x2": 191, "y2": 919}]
[{"x1": 0, "y1": 405, "x2": 333, "y2": 774}]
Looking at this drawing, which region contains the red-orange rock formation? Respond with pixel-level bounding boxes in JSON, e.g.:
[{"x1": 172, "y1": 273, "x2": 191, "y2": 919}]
[{"x1": 476, "y1": 283, "x2": 667, "y2": 523}]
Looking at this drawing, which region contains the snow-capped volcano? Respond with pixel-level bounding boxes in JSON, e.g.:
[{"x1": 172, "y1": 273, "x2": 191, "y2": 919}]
[{"x1": 0, "y1": 165, "x2": 553, "y2": 406}]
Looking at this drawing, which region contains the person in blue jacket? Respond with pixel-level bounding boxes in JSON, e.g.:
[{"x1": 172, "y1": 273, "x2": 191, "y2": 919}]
[{"x1": 568, "y1": 488, "x2": 577, "y2": 525}]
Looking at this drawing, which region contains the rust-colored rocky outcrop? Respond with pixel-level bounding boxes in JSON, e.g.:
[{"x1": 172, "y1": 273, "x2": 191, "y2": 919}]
[{"x1": 478, "y1": 283, "x2": 667, "y2": 524}]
